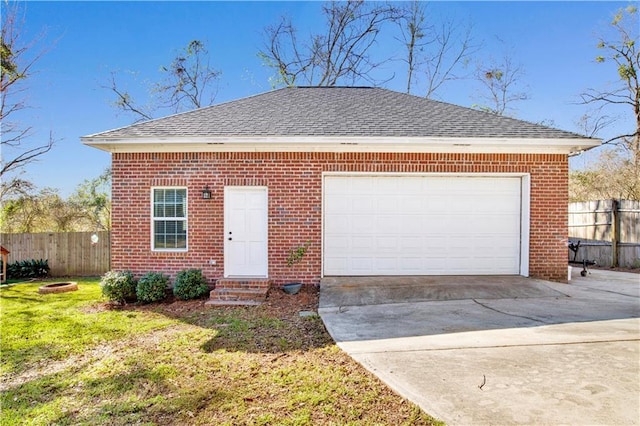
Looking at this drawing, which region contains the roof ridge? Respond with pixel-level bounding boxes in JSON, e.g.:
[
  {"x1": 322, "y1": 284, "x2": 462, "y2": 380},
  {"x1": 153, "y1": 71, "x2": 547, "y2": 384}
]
[{"x1": 292, "y1": 86, "x2": 374, "y2": 89}]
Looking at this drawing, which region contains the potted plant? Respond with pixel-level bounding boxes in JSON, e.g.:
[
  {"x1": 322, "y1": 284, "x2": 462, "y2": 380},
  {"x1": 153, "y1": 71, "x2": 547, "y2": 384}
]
[{"x1": 283, "y1": 241, "x2": 310, "y2": 294}]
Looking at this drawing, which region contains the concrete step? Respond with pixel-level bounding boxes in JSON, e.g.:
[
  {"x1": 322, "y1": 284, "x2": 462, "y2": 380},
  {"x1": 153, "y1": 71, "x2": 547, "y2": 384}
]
[{"x1": 205, "y1": 299, "x2": 264, "y2": 307}]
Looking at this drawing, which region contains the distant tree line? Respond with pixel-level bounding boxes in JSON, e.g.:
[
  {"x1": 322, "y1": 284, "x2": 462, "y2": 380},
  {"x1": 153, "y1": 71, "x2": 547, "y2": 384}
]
[{"x1": 0, "y1": 169, "x2": 111, "y2": 233}]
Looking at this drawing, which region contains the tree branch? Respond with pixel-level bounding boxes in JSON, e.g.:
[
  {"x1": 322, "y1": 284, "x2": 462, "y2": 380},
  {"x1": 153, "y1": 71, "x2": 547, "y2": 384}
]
[{"x1": 260, "y1": 1, "x2": 399, "y2": 87}]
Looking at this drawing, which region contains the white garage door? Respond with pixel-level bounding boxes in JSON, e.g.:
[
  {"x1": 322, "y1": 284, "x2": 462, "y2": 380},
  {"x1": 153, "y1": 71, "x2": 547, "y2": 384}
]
[{"x1": 323, "y1": 175, "x2": 523, "y2": 276}]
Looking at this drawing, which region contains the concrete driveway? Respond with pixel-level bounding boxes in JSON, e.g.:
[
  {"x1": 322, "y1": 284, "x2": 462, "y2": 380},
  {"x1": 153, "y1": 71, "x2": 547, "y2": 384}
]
[{"x1": 318, "y1": 269, "x2": 640, "y2": 425}]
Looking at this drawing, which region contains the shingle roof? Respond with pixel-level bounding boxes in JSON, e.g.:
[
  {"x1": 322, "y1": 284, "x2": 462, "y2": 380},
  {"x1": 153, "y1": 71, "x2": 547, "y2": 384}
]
[{"x1": 84, "y1": 86, "x2": 589, "y2": 140}]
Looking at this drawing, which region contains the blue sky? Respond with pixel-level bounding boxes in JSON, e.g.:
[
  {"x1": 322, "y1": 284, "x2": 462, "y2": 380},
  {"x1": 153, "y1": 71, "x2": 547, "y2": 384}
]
[{"x1": 4, "y1": 1, "x2": 635, "y2": 196}]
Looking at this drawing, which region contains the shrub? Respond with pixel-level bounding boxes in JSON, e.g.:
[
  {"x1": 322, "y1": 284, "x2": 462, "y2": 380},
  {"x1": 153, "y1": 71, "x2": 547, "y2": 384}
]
[
  {"x1": 100, "y1": 270, "x2": 137, "y2": 304},
  {"x1": 173, "y1": 269, "x2": 209, "y2": 300},
  {"x1": 136, "y1": 272, "x2": 169, "y2": 303},
  {"x1": 7, "y1": 259, "x2": 49, "y2": 279}
]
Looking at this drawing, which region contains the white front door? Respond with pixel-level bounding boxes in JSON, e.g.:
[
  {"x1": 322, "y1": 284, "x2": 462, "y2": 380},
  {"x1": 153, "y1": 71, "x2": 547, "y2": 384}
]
[{"x1": 224, "y1": 186, "x2": 268, "y2": 278}]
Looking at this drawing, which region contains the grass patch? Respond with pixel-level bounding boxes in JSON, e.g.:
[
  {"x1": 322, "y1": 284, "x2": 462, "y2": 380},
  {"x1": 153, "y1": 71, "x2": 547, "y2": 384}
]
[
  {"x1": 1, "y1": 279, "x2": 443, "y2": 425},
  {"x1": 0, "y1": 279, "x2": 175, "y2": 376}
]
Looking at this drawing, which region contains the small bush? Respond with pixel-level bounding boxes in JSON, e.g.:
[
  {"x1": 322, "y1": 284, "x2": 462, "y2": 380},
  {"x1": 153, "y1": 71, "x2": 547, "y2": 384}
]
[
  {"x1": 173, "y1": 269, "x2": 209, "y2": 300},
  {"x1": 136, "y1": 272, "x2": 169, "y2": 303},
  {"x1": 7, "y1": 259, "x2": 49, "y2": 279},
  {"x1": 100, "y1": 270, "x2": 137, "y2": 304}
]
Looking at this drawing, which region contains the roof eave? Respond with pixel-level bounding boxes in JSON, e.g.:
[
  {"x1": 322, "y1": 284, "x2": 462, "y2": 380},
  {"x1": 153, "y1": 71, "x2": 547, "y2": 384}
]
[{"x1": 81, "y1": 135, "x2": 601, "y2": 155}]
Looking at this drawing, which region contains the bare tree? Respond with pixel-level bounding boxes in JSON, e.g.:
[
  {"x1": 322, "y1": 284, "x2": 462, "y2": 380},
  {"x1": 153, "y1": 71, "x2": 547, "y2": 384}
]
[
  {"x1": 0, "y1": 177, "x2": 32, "y2": 205},
  {"x1": 576, "y1": 111, "x2": 616, "y2": 139},
  {"x1": 105, "y1": 71, "x2": 153, "y2": 123},
  {"x1": 397, "y1": 1, "x2": 425, "y2": 94},
  {"x1": 571, "y1": 5, "x2": 639, "y2": 201},
  {"x1": 471, "y1": 45, "x2": 529, "y2": 116},
  {"x1": 106, "y1": 39, "x2": 221, "y2": 122},
  {"x1": 260, "y1": 17, "x2": 311, "y2": 87},
  {"x1": 420, "y1": 18, "x2": 476, "y2": 99},
  {"x1": 397, "y1": 1, "x2": 478, "y2": 98},
  {"x1": 259, "y1": 1, "x2": 401, "y2": 87},
  {"x1": 154, "y1": 40, "x2": 221, "y2": 112},
  {"x1": 579, "y1": 5, "x2": 639, "y2": 167},
  {"x1": 1, "y1": 1, "x2": 54, "y2": 200}
]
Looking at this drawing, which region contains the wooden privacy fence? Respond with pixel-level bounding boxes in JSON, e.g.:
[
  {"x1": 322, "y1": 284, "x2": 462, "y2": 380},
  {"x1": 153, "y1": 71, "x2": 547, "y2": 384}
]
[
  {"x1": 568, "y1": 200, "x2": 640, "y2": 268},
  {"x1": 0, "y1": 231, "x2": 110, "y2": 277}
]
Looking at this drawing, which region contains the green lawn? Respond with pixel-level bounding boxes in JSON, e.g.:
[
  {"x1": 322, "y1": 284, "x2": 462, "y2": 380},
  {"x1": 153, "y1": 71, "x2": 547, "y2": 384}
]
[{"x1": 0, "y1": 279, "x2": 442, "y2": 425}]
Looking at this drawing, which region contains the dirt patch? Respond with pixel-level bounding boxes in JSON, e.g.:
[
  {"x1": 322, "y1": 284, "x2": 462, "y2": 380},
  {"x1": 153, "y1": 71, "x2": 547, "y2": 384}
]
[
  {"x1": 264, "y1": 284, "x2": 320, "y2": 314},
  {"x1": 105, "y1": 283, "x2": 321, "y2": 317},
  {"x1": 0, "y1": 324, "x2": 195, "y2": 392}
]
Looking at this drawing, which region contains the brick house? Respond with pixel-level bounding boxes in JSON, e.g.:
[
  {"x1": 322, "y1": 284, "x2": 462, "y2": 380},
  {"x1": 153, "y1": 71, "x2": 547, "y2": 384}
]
[{"x1": 83, "y1": 87, "x2": 598, "y2": 295}]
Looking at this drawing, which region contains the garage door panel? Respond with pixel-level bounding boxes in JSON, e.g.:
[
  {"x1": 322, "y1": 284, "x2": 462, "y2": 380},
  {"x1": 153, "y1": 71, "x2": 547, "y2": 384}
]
[
  {"x1": 426, "y1": 197, "x2": 451, "y2": 213},
  {"x1": 324, "y1": 257, "x2": 347, "y2": 275},
  {"x1": 376, "y1": 216, "x2": 398, "y2": 232},
  {"x1": 423, "y1": 217, "x2": 448, "y2": 233},
  {"x1": 400, "y1": 237, "x2": 423, "y2": 249},
  {"x1": 484, "y1": 215, "x2": 519, "y2": 229},
  {"x1": 447, "y1": 235, "x2": 474, "y2": 250},
  {"x1": 401, "y1": 257, "x2": 423, "y2": 270},
  {"x1": 454, "y1": 219, "x2": 478, "y2": 234},
  {"x1": 423, "y1": 236, "x2": 449, "y2": 253},
  {"x1": 352, "y1": 178, "x2": 374, "y2": 192},
  {"x1": 399, "y1": 218, "x2": 422, "y2": 234},
  {"x1": 377, "y1": 198, "x2": 400, "y2": 213},
  {"x1": 325, "y1": 235, "x2": 349, "y2": 250},
  {"x1": 352, "y1": 236, "x2": 374, "y2": 249},
  {"x1": 325, "y1": 196, "x2": 348, "y2": 214},
  {"x1": 352, "y1": 216, "x2": 375, "y2": 232},
  {"x1": 471, "y1": 236, "x2": 505, "y2": 251},
  {"x1": 377, "y1": 177, "x2": 399, "y2": 191},
  {"x1": 351, "y1": 257, "x2": 373, "y2": 272},
  {"x1": 446, "y1": 197, "x2": 470, "y2": 211},
  {"x1": 400, "y1": 194, "x2": 423, "y2": 210},
  {"x1": 324, "y1": 175, "x2": 522, "y2": 276},
  {"x1": 324, "y1": 215, "x2": 348, "y2": 233},
  {"x1": 352, "y1": 196, "x2": 374, "y2": 213},
  {"x1": 376, "y1": 257, "x2": 399, "y2": 271},
  {"x1": 376, "y1": 236, "x2": 398, "y2": 250}
]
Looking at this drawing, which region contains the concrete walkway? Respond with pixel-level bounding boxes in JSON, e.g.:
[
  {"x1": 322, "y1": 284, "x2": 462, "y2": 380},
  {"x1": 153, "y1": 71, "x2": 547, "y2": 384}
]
[{"x1": 319, "y1": 270, "x2": 640, "y2": 425}]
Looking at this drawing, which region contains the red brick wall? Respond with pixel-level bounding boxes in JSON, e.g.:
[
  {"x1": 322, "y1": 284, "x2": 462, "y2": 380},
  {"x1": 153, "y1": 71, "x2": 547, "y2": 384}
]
[{"x1": 111, "y1": 152, "x2": 568, "y2": 284}]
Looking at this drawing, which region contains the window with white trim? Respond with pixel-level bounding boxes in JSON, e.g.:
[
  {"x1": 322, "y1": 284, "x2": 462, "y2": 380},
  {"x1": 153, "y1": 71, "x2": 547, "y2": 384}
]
[{"x1": 152, "y1": 187, "x2": 187, "y2": 251}]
